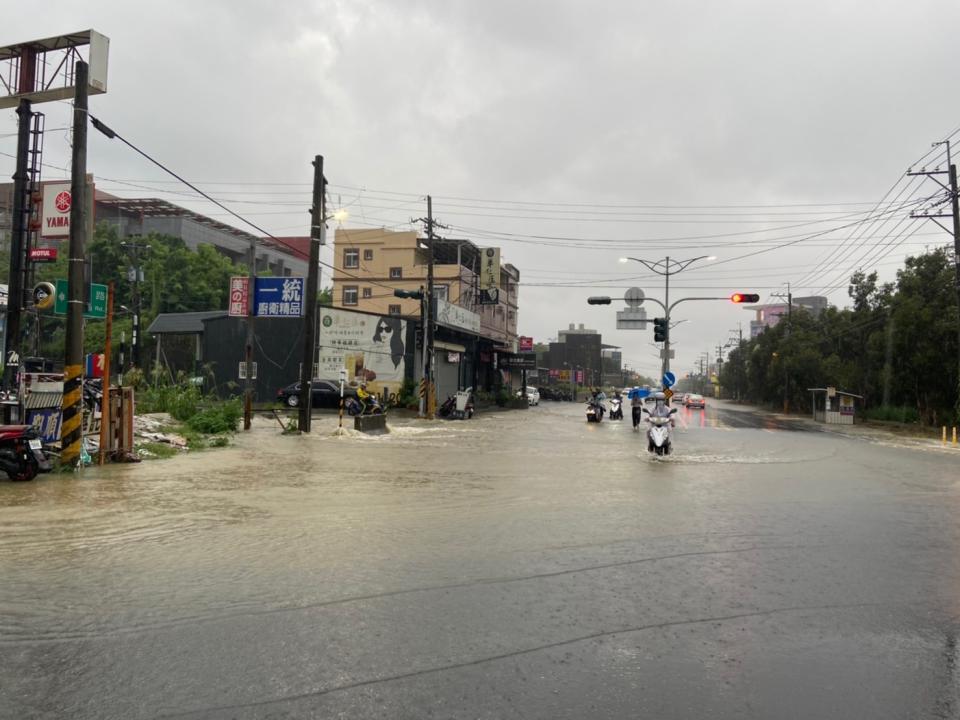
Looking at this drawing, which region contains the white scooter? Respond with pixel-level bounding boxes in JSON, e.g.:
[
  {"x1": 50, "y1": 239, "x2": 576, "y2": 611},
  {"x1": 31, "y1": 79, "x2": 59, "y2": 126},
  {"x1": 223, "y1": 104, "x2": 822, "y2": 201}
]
[{"x1": 642, "y1": 405, "x2": 678, "y2": 455}]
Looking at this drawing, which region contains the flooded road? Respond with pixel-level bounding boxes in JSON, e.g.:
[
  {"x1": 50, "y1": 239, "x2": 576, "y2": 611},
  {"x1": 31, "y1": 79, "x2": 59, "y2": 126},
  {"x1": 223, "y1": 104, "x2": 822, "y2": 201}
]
[{"x1": 3, "y1": 400, "x2": 960, "y2": 719}]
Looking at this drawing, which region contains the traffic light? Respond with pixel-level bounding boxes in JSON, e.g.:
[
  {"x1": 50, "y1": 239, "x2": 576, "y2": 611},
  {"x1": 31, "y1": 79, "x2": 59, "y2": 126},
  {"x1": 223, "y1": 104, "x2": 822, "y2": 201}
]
[
  {"x1": 414, "y1": 325, "x2": 424, "y2": 349},
  {"x1": 394, "y1": 288, "x2": 424, "y2": 300},
  {"x1": 653, "y1": 317, "x2": 668, "y2": 343},
  {"x1": 730, "y1": 292, "x2": 760, "y2": 303},
  {"x1": 587, "y1": 296, "x2": 612, "y2": 305}
]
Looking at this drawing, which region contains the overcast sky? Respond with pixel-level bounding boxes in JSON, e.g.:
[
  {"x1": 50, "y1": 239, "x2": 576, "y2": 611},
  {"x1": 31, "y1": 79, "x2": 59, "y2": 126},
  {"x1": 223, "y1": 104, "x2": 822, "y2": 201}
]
[{"x1": 4, "y1": 1, "x2": 960, "y2": 378}]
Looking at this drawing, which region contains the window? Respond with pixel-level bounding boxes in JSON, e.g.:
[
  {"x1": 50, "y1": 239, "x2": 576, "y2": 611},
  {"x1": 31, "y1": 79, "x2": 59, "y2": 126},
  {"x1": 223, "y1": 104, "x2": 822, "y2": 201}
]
[
  {"x1": 390, "y1": 267, "x2": 403, "y2": 279},
  {"x1": 363, "y1": 249, "x2": 374, "y2": 261},
  {"x1": 389, "y1": 304, "x2": 402, "y2": 315},
  {"x1": 343, "y1": 286, "x2": 358, "y2": 306},
  {"x1": 344, "y1": 249, "x2": 359, "y2": 269},
  {"x1": 434, "y1": 284, "x2": 449, "y2": 301},
  {"x1": 362, "y1": 287, "x2": 372, "y2": 299}
]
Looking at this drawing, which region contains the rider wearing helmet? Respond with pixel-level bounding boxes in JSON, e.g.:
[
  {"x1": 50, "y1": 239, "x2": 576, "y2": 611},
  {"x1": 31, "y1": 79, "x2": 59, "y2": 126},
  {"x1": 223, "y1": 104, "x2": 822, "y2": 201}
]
[
  {"x1": 356, "y1": 382, "x2": 372, "y2": 414},
  {"x1": 649, "y1": 391, "x2": 674, "y2": 425}
]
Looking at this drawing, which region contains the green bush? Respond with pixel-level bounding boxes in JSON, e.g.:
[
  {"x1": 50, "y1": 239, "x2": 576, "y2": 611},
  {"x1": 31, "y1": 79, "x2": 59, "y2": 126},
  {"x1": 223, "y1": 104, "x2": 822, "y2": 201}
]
[
  {"x1": 186, "y1": 399, "x2": 241, "y2": 434},
  {"x1": 394, "y1": 378, "x2": 418, "y2": 409},
  {"x1": 864, "y1": 405, "x2": 920, "y2": 424},
  {"x1": 137, "y1": 377, "x2": 203, "y2": 420}
]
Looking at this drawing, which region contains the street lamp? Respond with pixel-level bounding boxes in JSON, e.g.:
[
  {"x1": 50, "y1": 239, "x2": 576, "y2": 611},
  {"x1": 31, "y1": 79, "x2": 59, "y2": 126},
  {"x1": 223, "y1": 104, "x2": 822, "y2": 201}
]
[{"x1": 618, "y1": 255, "x2": 715, "y2": 376}]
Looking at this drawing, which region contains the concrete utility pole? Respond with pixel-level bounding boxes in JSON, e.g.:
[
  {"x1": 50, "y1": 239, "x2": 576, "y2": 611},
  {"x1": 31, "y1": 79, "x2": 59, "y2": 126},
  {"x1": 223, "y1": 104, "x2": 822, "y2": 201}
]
[
  {"x1": 908, "y1": 140, "x2": 960, "y2": 416},
  {"x1": 424, "y1": 196, "x2": 436, "y2": 417},
  {"x1": 243, "y1": 237, "x2": 256, "y2": 431},
  {"x1": 299, "y1": 154, "x2": 324, "y2": 433},
  {"x1": 716, "y1": 343, "x2": 724, "y2": 398},
  {"x1": 60, "y1": 61, "x2": 89, "y2": 467},
  {"x1": 772, "y1": 283, "x2": 792, "y2": 413},
  {"x1": 121, "y1": 239, "x2": 149, "y2": 370}
]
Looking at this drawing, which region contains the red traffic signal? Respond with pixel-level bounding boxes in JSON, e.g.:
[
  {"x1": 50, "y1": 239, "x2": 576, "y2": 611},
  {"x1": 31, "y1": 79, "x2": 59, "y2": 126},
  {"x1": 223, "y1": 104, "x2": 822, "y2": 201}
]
[{"x1": 730, "y1": 292, "x2": 760, "y2": 303}]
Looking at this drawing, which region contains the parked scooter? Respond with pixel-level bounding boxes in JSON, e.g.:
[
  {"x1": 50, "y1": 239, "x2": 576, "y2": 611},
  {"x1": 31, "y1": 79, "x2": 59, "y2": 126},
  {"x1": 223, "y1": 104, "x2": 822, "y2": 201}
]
[
  {"x1": 0, "y1": 425, "x2": 53, "y2": 481},
  {"x1": 609, "y1": 396, "x2": 623, "y2": 420},
  {"x1": 438, "y1": 389, "x2": 474, "y2": 420},
  {"x1": 642, "y1": 402, "x2": 678, "y2": 456}
]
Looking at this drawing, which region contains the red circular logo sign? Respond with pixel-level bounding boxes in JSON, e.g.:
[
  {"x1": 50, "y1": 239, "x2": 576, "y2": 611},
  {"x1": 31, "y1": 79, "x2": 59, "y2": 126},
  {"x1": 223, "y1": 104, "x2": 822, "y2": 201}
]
[{"x1": 54, "y1": 190, "x2": 72, "y2": 213}]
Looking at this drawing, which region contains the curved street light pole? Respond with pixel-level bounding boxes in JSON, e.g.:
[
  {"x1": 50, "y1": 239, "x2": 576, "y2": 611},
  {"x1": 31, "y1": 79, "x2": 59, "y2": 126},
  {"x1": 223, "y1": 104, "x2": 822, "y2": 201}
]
[{"x1": 619, "y1": 255, "x2": 713, "y2": 377}]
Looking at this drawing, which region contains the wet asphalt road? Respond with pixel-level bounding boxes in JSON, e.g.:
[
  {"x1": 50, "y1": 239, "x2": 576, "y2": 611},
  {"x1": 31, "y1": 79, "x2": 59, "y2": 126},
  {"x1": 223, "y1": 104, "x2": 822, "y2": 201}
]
[{"x1": 2, "y1": 399, "x2": 960, "y2": 719}]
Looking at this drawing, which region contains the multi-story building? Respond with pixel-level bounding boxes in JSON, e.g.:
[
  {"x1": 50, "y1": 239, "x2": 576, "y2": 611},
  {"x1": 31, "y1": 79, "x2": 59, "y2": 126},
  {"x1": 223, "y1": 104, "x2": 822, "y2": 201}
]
[
  {"x1": 330, "y1": 227, "x2": 521, "y2": 396},
  {"x1": 0, "y1": 181, "x2": 309, "y2": 276},
  {"x1": 748, "y1": 296, "x2": 828, "y2": 337},
  {"x1": 544, "y1": 324, "x2": 604, "y2": 387}
]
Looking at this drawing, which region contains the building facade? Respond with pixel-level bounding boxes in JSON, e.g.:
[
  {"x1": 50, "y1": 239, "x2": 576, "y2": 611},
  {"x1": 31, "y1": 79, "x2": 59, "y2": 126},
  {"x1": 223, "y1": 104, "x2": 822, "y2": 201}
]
[
  {"x1": 748, "y1": 296, "x2": 828, "y2": 337},
  {"x1": 330, "y1": 227, "x2": 521, "y2": 398},
  {"x1": 0, "y1": 181, "x2": 309, "y2": 277}
]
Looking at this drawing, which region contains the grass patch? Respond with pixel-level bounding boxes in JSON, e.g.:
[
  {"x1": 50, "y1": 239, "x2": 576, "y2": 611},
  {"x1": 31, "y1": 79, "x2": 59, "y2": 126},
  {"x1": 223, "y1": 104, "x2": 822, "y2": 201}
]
[
  {"x1": 138, "y1": 442, "x2": 180, "y2": 460},
  {"x1": 864, "y1": 405, "x2": 920, "y2": 424}
]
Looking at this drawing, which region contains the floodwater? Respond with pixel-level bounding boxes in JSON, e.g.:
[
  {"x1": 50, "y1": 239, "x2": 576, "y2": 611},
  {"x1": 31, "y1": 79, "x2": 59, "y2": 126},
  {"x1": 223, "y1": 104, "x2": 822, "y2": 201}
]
[{"x1": 2, "y1": 400, "x2": 960, "y2": 719}]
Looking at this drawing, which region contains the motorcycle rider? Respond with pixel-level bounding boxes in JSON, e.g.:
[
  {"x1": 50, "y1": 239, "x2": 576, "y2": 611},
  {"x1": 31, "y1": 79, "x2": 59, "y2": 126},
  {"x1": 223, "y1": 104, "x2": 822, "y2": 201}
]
[
  {"x1": 648, "y1": 392, "x2": 674, "y2": 425},
  {"x1": 356, "y1": 382, "x2": 373, "y2": 414},
  {"x1": 589, "y1": 387, "x2": 606, "y2": 418}
]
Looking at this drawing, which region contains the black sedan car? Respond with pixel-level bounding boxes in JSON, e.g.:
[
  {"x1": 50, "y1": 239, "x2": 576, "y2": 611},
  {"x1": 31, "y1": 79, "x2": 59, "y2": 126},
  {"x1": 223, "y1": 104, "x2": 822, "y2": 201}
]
[{"x1": 277, "y1": 379, "x2": 357, "y2": 408}]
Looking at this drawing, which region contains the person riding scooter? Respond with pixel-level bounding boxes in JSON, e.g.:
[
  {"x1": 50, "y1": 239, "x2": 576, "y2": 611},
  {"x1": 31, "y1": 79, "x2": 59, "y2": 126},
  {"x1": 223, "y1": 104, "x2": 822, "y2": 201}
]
[
  {"x1": 648, "y1": 392, "x2": 674, "y2": 421},
  {"x1": 588, "y1": 387, "x2": 606, "y2": 418},
  {"x1": 356, "y1": 382, "x2": 377, "y2": 415}
]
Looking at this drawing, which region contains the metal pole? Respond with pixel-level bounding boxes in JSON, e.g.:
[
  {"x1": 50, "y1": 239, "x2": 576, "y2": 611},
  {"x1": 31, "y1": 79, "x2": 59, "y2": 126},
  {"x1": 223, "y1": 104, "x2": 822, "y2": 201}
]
[
  {"x1": 61, "y1": 61, "x2": 89, "y2": 467},
  {"x1": 3, "y1": 99, "x2": 32, "y2": 394},
  {"x1": 663, "y1": 256, "x2": 671, "y2": 378},
  {"x1": 299, "y1": 154, "x2": 324, "y2": 433}
]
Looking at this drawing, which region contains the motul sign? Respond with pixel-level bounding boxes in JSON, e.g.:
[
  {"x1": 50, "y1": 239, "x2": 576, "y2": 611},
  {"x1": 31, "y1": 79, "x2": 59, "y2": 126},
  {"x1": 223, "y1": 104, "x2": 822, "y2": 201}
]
[
  {"x1": 40, "y1": 182, "x2": 72, "y2": 238},
  {"x1": 29, "y1": 247, "x2": 58, "y2": 262}
]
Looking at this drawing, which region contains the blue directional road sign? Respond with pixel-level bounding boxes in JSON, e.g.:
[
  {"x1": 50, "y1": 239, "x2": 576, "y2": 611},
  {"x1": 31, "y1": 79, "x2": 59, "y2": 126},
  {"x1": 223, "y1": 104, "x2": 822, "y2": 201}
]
[
  {"x1": 253, "y1": 277, "x2": 304, "y2": 317},
  {"x1": 662, "y1": 371, "x2": 677, "y2": 388}
]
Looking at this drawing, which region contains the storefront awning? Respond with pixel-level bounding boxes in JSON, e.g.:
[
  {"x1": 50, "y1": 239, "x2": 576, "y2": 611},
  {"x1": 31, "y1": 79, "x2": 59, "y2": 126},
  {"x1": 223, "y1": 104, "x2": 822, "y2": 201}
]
[{"x1": 435, "y1": 340, "x2": 467, "y2": 353}]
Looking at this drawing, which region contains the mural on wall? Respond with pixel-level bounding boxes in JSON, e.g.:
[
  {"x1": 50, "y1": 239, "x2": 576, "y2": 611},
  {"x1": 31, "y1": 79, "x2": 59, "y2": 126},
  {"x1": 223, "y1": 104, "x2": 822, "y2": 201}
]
[{"x1": 318, "y1": 307, "x2": 408, "y2": 398}]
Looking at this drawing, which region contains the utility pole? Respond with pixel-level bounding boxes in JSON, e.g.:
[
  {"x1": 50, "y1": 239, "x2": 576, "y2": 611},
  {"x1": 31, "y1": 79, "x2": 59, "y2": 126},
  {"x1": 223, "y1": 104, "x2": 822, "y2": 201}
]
[
  {"x1": 424, "y1": 195, "x2": 436, "y2": 417},
  {"x1": 60, "y1": 60, "x2": 88, "y2": 467},
  {"x1": 243, "y1": 237, "x2": 256, "y2": 431},
  {"x1": 299, "y1": 155, "x2": 324, "y2": 433},
  {"x1": 771, "y1": 283, "x2": 792, "y2": 414},
  {"x1": 98, "y1": 282, "x2": 113, "y2": 465},
  {"x1": 908, "y1": 140, "x2": 960, "y2": 416},
  {"x1": 715, "y1": 343, "x2": 724, "y2": 398},
  {"x1": 3, "y1": 99, "x2": 32, "y2": 394},
  {"x1": 121, "y1": 239, "x2": 149, "y2": 370}
]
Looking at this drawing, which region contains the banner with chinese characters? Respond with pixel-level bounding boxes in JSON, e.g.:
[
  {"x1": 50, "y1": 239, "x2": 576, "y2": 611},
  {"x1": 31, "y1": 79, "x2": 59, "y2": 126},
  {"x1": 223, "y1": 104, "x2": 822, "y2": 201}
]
[
  {"x1": 480, "y1": 247, "x2": 500, "y2": 290},
  {"x1": 228, "y1": 276, "x2": 249, "y2": 317},
  {"x1": 317, "y1": 307, "x2": 408, "y2": 399},
  {"x1": 253, "y1": 277, "x2": 304, "y2": 317}
]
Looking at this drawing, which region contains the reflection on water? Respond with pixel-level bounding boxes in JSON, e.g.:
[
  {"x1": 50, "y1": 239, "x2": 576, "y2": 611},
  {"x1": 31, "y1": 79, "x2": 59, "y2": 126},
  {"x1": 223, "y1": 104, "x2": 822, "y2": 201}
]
[{"x1": 2, "y1": 401, "x2": 960, "y2": 718}]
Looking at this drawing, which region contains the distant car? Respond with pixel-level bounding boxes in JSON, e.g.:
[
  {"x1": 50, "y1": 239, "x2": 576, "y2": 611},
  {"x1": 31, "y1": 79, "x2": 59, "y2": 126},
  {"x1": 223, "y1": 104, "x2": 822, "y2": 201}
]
[
  {"x1": 516, "y1": 386, "x2": 540, "y2": 406},
  {"x1": 686, "y1": 393, "x2": 706, "y2": 409},
  {"x1": 277, "y1": 379, "x2": 357, "y2": 408}
]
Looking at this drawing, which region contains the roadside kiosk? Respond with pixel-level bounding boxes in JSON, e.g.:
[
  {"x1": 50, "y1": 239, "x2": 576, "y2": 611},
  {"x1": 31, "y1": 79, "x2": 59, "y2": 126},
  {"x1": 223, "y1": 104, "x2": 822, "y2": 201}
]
[{"x1": 807, "y1": 387, "x2": 862, "y2": 425}]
